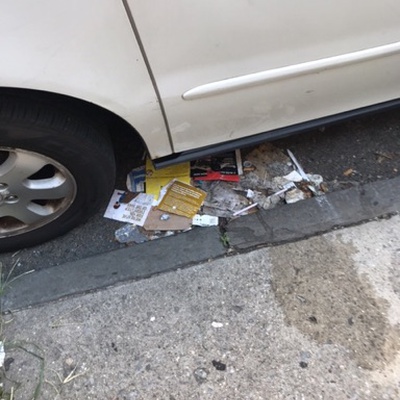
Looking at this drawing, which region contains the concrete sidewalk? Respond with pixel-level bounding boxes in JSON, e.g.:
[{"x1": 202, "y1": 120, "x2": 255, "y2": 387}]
[{"x1": 2, "y1": 214, "x2": 400, "y2": 399}]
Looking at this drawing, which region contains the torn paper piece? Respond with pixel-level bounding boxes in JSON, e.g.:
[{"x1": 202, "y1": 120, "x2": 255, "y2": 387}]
[
  {"x1": 158, "y1": 180, "x2": 207, "y2": 218},
  {"x1": 285, "y1": 188, "x2": 307, "y2": 204},
  {"x1": 192, "y1": 214, "x2": 219, "y2": 227},
  {"x1": 146, "y1": 158, "x2": 191, "y2": 199},
  {"x1": 201, "y1": 181, "x2": 250, "y2": 218},
  {"x1": 104, "y1": 190, "x2": 154, "y2": 226},
  {"x1": 144, "y1": 208, "x2": 191, "y2": 231}
]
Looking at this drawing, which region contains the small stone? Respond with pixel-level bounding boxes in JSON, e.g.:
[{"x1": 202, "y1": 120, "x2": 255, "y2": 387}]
[
  {"x1": 211, "y1": 321, "x2": 223, "y2": 328},
  {"x1": 193, "y1": 368, "x2": 208, "y2": 383},
  {"x1": 299, "y1": 361, "x2": 308, "y2": 369},
  {"x1": 212, "y1": 360, "x2": 226, "y2": 371},
  {"x1": 65, "y1": 357, "x2": 75, "y2": 367},
  {"x1": 308, "y1": 316, "x2": 318, "y2": 324},
  {"x1": 232, "y1": 305, "x2": 243, "y2": 313},
  {"x1": 63, "y1": 357, "x2": 77, "y2": 378}
]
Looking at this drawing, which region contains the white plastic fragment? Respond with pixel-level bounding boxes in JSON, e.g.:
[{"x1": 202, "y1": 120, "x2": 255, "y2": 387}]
[
  {"x1": 211, "y1": 322, "x2": 224, "y2": 328},
  {"x1": 287, "y1": 149, "x2": 310, "y2": 181},
  {"x1": 235, "y1": 149, "x2": 243, "y2": 175},
  {"x1": 160, "y1": 213, "x2": 171, "y2": 221},
  {"x1": 271, "y1": 182, "x2": 296, "y2": 198},
  {"x1": 246, "y1": 189, "x2": 255, "y2": 198},
  {"x1": 192, "y1": 214, "x2": 219, "y2": 227},
  {"x1": 283, "y1": 170, "x2": 303, "y2": 182},
  {"x1": 0, "y1": 341, "x2": 5, "y2": 368},
  {"x1": 233, "y1": 202, "x2": 258, "y2": 216},
  {"x1": 307, "y1": 174, "x2": 323, "y2": 186}
]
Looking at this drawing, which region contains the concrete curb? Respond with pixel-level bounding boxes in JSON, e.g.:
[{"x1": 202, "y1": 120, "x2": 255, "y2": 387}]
[
  {"x1": 2, "y1": 177, "x2": 399, "y2": 311},
  {"x1": 227, "y1": 177, "x2": 400, "y2": 249},
  {"x1": 2, "y1": 227, "x2": 226, "y2": 311}
]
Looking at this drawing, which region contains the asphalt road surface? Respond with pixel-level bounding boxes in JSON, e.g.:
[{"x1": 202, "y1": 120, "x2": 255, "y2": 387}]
[{"x1": 1, "y1": 108, "x2": 399, "y2": 277}]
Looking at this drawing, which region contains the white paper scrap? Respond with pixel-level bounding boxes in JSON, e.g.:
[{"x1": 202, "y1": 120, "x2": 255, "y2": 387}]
[
  {"x1": 192, "y1": 214, "x2": 219, "y2": 227},
  {"x1": 283, "y1": 170, "x2": 303, "y2": 182},
  {"x1": 104, "y1": 190, "x2": 154, "y2": 226}
]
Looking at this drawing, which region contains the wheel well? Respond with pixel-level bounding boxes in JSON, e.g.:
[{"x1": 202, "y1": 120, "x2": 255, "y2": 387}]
[{"x1": 0, "y1": 87, "x2": 147, "y2": 172}]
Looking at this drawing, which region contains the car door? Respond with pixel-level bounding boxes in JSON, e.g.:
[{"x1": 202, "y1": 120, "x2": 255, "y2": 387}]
[{"x1": 128, "y1": 0, "x2": 400, "y2": 154}]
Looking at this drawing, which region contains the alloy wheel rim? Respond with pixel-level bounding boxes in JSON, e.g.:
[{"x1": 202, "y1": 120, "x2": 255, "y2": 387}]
[{"x1": 0, "y1": 147, "x2": 77, "y2": 238}]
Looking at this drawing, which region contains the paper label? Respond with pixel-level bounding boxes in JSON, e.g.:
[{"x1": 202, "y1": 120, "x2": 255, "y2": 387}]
[{"x1": 157, "y1": 181, "x2": 207, "y2": 218}]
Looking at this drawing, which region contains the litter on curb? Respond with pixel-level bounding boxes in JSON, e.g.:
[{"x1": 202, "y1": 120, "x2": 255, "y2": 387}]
[
  {"x1": 104, "y1": 142, "x2": 327, "y2": 244},
  {"x1": 104, "y1": 191, "x2": 153, "y2": 226}
]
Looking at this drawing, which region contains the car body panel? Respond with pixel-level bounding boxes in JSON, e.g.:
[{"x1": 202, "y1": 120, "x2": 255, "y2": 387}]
[
  {"x1": 0, "y1": 0, "x2": 172, "y2": 158},
  {"x1": 130, "y1": 0, "x2": 400, "y2": 152},
  {"x1": 1, "y1": 1, "x2": 400, "y2": 159}
]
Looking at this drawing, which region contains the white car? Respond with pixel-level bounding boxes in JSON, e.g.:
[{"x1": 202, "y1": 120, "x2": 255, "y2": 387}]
[{"x1": 1, "y1": 0, "x2": 400, "y2": 251}]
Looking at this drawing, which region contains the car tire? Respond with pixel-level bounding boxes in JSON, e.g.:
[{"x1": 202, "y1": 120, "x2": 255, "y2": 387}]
[{"x1": 0, "y1": 94, "x2": 116, "y2": 252}]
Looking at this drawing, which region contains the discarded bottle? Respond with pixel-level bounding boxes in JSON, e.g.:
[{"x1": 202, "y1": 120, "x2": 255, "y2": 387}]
[{"x1": 114, "y1": 224, "x2": 147, "y2": 244}]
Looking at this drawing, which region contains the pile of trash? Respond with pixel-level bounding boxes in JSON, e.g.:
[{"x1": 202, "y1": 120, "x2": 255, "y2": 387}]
[{"x1": 104, "y1": 143, "x2": 326, "y2": 244}]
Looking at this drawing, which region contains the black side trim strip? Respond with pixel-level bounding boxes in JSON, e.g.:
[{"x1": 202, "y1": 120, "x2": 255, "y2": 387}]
[{"x1": 153, "y1": 98, "x2": 400, "y2": 169}]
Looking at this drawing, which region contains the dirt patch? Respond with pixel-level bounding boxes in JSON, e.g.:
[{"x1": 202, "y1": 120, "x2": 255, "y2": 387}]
[{"x1": 269, "y1": 235, "x2": 399, "y2": 370}]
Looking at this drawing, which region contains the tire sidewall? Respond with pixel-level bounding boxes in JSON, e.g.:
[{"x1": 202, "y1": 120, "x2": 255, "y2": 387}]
[{"x1": 0, "y1": 108, "x2": 115, "y2": 251}]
